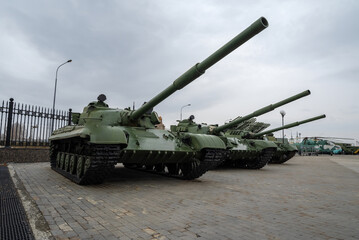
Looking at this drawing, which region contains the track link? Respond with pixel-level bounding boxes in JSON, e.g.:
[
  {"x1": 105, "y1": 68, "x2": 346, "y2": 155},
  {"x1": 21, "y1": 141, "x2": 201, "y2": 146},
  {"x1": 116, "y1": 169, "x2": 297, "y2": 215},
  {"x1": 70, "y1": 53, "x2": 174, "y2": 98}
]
[
  {"x1": 234, "y1": 148, "x2": 275, "y2": 169},
  {"x1": 270, "y1": 150, "x2": 297, "y2": 164},
  {"x1": 125, "y1": 149, "x2": 227, "y2": 180},
  {"x1": 50, "y1": 141, "x2": 120, "y2": 185},
  {"x1": 51, "y1": 139, "x2": 227, "y2": 183}
]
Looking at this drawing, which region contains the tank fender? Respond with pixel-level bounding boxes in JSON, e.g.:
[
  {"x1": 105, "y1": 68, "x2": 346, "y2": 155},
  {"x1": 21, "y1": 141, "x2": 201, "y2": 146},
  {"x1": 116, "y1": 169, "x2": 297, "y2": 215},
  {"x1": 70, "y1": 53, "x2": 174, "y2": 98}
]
[
  {"x1": 282, "y1": 144, "x2": 298, "y2": 151},
  {"x1": 250, "y1": 139, "x2": 278, "y2": 150},
  {"x1": 49, "y1": 126, "x2": 91, "y2": 141},
  {"x1": 185, "y1": 133, "x2": 226, "y2": 150},
  {"x1": 49, "y1": 125, "x2": 128, "y2": 146},
  {"x1": 89, "y1": 126, "x2": 128, "y2": 145}
]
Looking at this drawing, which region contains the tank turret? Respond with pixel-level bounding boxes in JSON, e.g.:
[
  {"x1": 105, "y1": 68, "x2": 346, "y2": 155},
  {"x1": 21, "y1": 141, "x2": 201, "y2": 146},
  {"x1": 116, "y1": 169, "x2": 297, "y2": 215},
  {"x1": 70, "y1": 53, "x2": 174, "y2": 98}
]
[{"x1": 213, "y1": 90, "x2": 311, "y2": 134}]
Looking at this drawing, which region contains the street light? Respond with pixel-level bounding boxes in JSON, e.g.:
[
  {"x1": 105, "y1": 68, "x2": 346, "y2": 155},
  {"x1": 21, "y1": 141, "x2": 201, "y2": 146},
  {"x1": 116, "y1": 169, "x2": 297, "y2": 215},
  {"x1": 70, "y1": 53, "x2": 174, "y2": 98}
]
[
  {"x1": 52, "y1": 59, "x2": 72, "y2": 131},
  {"x1": 180, "y1": 104, "x2": 191, "y2": 120},
  {"x1": 280, "y1": 110, "x2": 286, "y2": 143}
]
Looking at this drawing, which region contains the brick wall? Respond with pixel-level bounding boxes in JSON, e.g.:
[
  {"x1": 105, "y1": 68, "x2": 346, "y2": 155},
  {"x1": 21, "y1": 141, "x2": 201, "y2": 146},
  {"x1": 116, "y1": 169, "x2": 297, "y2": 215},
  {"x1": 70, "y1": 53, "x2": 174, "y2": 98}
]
[{"x1": 0, "y1": 148, "x2": 49, "y2": 164}]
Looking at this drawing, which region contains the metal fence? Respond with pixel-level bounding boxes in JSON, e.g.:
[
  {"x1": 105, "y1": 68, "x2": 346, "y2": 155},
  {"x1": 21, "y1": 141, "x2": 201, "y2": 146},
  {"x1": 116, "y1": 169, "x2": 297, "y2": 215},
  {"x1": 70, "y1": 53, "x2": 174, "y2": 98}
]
[{"x1": 0, "y1": 98, "x2": 72, "y2": 147}]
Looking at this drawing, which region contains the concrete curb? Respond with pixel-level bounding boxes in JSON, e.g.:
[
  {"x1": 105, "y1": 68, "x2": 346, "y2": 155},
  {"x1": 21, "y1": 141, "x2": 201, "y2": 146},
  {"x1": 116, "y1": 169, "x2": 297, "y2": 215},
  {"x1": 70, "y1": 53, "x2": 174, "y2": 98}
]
[{"x1": 8, "y1": 164, "x2": 54, "y2": 240}]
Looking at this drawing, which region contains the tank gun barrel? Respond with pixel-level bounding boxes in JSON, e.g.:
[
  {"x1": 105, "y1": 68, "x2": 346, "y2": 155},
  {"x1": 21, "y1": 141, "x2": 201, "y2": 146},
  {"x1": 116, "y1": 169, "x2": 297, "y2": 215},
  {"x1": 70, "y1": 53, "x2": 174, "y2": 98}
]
[
  {"x1": 251, "y1": 114, "x2": 326, "y2": 138},
  {"x1": 130, "y1": 17, "x2": 269, "y2": 121},
  {"x1": 213, "y1": 90, "x2": 311, "y2": 134}
]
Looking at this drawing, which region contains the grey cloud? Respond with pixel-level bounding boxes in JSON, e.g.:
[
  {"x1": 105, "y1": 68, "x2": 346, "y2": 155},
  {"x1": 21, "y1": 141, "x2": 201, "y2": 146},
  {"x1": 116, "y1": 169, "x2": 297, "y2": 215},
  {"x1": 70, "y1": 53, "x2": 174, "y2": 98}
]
[{"x1": 1, "y1": 0, "x2": 358, "y2": 141}]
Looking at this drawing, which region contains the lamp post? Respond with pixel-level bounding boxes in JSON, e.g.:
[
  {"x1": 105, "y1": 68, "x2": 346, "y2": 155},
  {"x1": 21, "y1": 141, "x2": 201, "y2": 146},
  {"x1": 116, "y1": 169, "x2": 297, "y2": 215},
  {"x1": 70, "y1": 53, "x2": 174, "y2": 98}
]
[
  {"x1": 52, "y1": 60, "x2": 72, "y2": 131},
  {"x1": 280, "y1": 110, "x2": 286, "y2": 143},
  {"x1": 180, "y1": 104, "x2": 191, "y2": 120}
]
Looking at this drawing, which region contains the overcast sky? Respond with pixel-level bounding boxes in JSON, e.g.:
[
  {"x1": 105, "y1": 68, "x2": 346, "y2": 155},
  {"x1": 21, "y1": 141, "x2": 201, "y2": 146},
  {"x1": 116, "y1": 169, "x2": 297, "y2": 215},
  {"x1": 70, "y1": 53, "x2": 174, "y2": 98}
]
[{"x1": 1, "y1": 0, "x2": 358, "y2": 143}]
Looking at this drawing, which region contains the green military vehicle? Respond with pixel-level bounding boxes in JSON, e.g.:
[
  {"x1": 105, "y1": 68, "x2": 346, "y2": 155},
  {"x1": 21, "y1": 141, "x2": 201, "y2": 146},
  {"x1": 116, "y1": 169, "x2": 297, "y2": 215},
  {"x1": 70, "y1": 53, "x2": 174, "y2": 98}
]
[
  {"x1": 246, "y1": 114, "x2": 326, "y2": 163},
  {"x1": 335, "y1": 142, "x2": 359, "y2": 155},
  {"x1": 295, "y1": 137, "x2": 342, "y2": 155},
  {"x1": 171, "y1": 90, "x2": 311, "y2": 169},
  {"x1": 49, "y1": 17, "x2": 269, "y2": 184}
]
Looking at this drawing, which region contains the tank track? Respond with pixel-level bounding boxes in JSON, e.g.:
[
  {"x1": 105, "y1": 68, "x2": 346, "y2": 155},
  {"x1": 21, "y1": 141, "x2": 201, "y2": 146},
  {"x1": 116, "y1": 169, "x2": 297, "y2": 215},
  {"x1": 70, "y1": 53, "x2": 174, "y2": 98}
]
[
  {"x1": 50, "y1": 141, "x2": 120, "y2": 185},
  {"x1": 125, "y1": 149, "x2": 226, "y2": 180},
  {"x1": 270, "y1": 150, "x2": 297, "y2": 164},
  {"x1": 235, "y1": 148, "x2": 275, "y2": 169},
  {"x1": 200, "y1": 149, "x2": 228, "y2": 170}
]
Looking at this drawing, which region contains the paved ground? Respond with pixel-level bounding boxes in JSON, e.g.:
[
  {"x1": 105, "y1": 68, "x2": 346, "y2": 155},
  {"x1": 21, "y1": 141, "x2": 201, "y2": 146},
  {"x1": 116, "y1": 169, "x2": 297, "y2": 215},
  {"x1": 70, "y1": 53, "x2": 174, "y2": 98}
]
[
  {"x1": 9, "y1": 155, "x2": 359, "y2": 240},
  {"x1": 330, "y1": 155, "x2": 359, "y2": 174}
]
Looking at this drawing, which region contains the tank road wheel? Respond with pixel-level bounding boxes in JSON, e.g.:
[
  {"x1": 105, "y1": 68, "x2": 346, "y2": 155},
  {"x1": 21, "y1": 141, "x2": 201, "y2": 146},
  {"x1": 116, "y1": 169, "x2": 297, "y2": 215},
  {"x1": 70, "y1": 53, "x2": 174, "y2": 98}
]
[
  {"x1": 242, "y1": 149, "x2": 275, "y2": 169},
  {"x1": 64, "y1": 154, "x2": 70, "y2": 172},
  {"x1": 56, "y1": 153, "x2": 62, "y2": 168},
  {"x1": 50, "y1": 143, "x2": 58, "y2": 168},
  {"x1": 178, "y1": 160, "x2": 202, "y2": 180},
  {"x1": 154, "y1": 164, "x2": 165, "y2": 172},
  {"x1": 269, "y1": 156, "x2": 280, "y2": 163},
  {"x1": 76, "y1": 156, "x2": 85, "y2": 179},
  {"x1": 166, "y1": 164, "x2": 179, "y2": 175},
  {"x1": 233, "y1": 160, "x2": 247, "y2": 168},
  {"x1": 60, "y1": 153, "x2": 65, "y2": 170},
  {"x1": 270, "y1": 151, "x2": 297, "y2": 164},
  {"x1": 145, "y1": 165, "x2": 154, "y2": 170},
  {"x1": 69, "y1": 155, "x2": 77, "y2": 174},
  {"x1": 123, "y1": 163, "x2": 136, "y2": 168},
  {"x1": 179, "y1": 162, "x2": 193, "y2": 176},
  {"x1": 51, "y1": 140, "x2": 121, "y2": 185},
  {"x1": 136, "y1": 164, "x2": 145, "y2": 169},
  {"x1": 84, "y1": 157, "x2": 92, "y2": 175}
]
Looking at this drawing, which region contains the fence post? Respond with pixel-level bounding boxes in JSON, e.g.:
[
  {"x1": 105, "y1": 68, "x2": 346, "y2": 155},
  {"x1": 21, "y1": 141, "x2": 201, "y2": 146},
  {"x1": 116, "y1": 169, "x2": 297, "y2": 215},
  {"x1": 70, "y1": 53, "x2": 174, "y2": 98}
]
[
  {"x1": 5, "y1": 98, "x2": 14, "y2": 148},
  {"x1": 68, "y1": 108, "x2": 72, "y2": 125}
]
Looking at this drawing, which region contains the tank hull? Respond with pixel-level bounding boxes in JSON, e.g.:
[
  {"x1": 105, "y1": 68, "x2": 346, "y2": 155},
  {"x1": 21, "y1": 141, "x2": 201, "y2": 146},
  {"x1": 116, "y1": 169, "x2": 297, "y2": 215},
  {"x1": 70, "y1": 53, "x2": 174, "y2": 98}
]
[
  {"x1": 223, "y1": 137, "x2": 277, "y2": 169},
  {"x1": 50, "y1": 124, "x2": 227, "y2": 184},
  {"x1": 269, "y1": 141, "x2": 298, "y2": 164}
]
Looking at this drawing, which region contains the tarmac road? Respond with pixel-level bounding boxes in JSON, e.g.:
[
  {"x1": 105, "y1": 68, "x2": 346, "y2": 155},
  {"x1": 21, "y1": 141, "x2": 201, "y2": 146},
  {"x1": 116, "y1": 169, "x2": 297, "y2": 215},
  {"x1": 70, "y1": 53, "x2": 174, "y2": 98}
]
[{"x1": 9, "y1": 155, "x2": 359, "y2": 240}]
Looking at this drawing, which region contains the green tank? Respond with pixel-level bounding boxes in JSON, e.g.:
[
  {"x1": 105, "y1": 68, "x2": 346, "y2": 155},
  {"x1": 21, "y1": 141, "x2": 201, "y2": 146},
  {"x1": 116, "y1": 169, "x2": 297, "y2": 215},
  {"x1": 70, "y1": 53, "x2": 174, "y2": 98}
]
[
  {"x1": 227, "y1": 117, "x2": 259, "y2": 132},
  {"x1": 247, "y1": 114, "x2": 326, "y2": 163},
  {"x1": 245, "y1": 121, "x2": 270, "y2": 133},
  {"x1": 49, "y1": 17, "x2": 269, "y2": 184},
  {"x1": 171, "y1": 90, "x2": 311, "y2": 169}
]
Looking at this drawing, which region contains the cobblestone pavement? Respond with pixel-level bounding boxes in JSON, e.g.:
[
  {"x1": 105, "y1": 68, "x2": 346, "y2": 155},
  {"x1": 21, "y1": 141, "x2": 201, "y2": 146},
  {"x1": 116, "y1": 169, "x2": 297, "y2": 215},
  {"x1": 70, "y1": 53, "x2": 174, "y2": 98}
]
[{"x1": 10, "y1": 155, "x2": 359, "y2": 240}]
